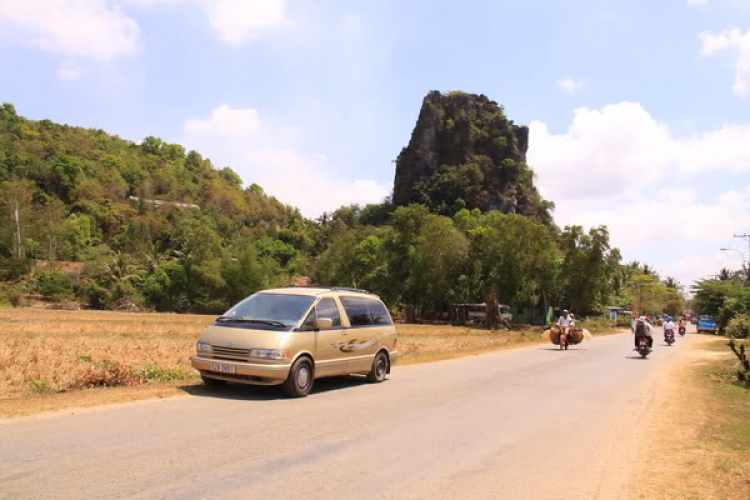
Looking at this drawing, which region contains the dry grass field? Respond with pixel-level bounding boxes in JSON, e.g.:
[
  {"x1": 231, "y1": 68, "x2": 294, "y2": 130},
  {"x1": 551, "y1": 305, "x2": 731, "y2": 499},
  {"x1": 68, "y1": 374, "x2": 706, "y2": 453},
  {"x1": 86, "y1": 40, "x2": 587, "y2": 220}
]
[
  {"x1": 629, "y1": 336, "x2": 750, "y2": 500},
  {"x1": 0, "y1": 308, "x2": 612, "y2": 417},
  {"x1": 0, "y1": 309, "x2": 212, "y2": 402}
]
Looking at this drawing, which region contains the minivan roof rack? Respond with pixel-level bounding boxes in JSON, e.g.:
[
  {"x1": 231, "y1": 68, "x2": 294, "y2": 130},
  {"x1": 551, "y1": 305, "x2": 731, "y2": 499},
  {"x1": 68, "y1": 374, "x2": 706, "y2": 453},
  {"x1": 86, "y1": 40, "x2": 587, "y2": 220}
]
[
  {"x1": 329, "y1": 286, "x2": 373, "y2": 295},
  {"x1": 282, "y1": 285, "x2": 374, "y2": 295}
]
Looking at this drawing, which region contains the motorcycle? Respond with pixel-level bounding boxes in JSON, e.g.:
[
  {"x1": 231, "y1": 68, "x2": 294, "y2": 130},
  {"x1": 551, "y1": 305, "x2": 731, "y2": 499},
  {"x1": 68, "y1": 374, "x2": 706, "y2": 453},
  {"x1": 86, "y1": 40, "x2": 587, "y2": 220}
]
[
  {"x1": 678, "y1": 325, "x2": 686, "y2": 336},
  {"x1": 664, "y1": 329, "x2": 675, "y2": 346},
  {"x1": 637, "y1": 336, "x2": 651, "y2": 359}
]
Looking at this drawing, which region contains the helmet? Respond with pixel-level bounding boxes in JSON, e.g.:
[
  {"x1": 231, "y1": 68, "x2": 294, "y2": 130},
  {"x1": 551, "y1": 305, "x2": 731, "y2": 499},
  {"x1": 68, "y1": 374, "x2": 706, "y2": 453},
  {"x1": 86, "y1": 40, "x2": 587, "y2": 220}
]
[
  {"x1": 562, "y1": 310, "x2": 569, "y2": 315},
  {"x1": 667, "y1": 316, "x2": 673, "y2": 321}
]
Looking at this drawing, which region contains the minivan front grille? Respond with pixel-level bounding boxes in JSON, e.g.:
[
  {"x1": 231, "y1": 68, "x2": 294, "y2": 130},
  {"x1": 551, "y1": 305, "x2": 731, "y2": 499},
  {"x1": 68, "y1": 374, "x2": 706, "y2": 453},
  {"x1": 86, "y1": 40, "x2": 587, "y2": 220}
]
[{"x1": 210, "y1": 345, "x2": 251, "y2": 361}]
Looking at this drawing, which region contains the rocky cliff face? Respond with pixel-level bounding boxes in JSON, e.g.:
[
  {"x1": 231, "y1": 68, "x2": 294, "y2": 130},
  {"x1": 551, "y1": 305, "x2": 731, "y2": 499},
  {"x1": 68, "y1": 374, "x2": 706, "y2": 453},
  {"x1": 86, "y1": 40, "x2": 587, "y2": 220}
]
[{"x1": 393, "y1": 91, "x2": 549, "y2": 220}]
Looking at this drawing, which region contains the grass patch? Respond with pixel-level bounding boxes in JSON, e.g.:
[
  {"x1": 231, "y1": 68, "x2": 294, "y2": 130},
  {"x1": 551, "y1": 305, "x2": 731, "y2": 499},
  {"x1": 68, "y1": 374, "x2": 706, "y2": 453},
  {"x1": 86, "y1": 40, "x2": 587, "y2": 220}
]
[
  {"x1": 140, "y1": 361, "x2": 193, "y2": 383},
  {"x1": 28, "y1": 378, "x2": 55, "y2": 394},
  {"x1": 631, "y1": 337, "x2": 750, "y2": 500}
]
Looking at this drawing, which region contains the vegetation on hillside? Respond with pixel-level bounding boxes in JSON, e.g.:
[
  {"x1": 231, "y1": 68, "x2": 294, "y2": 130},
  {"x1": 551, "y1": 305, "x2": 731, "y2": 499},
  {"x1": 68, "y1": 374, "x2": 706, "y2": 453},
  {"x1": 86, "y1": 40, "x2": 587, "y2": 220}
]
[{"x1": 0, "y1": 101, "x2": 683, "y2": 319}]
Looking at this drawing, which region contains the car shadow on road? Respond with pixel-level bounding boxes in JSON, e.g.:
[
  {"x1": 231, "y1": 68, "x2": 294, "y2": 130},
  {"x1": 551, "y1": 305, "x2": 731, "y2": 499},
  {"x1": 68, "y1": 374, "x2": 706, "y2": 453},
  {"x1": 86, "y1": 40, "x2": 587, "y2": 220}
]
[{"x1": 179, "y1": 375, "x2": 370, "y2": 401}]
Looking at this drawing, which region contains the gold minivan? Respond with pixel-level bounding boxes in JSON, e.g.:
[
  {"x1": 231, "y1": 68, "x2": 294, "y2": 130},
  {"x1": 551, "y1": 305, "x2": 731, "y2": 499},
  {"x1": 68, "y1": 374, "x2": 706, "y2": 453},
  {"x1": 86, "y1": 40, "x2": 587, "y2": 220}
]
[{"x1": 190, "y1": 286, "x2": 399, "y2": 397}]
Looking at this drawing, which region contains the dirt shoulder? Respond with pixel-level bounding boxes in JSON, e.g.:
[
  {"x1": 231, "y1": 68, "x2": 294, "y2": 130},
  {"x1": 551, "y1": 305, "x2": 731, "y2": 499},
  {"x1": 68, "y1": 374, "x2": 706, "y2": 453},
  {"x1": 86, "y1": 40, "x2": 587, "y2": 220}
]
[{"x1": 627, "y1": 334, "x2": 750, "y2": 500}]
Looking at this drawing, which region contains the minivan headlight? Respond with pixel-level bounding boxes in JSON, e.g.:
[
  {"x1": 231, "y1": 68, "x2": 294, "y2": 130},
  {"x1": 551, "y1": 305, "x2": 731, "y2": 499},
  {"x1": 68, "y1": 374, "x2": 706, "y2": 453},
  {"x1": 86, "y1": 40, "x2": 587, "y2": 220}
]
[
  {"x1": 196, "y1": 342, "x2": 212, "y2": 353},
  {"x1": 249, "y1": 349, "x2": 290, "y2": 361}
]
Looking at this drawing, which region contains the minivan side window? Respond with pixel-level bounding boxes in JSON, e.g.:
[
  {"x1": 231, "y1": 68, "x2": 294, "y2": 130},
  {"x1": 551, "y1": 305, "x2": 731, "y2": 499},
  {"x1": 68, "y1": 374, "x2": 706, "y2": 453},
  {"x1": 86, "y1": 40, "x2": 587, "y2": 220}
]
[
  {"x1": 316, "y1": 298, "x2": 341, "y2": 327},
  {"x1": 340, "y1": 297, "x2": 373, "y2": 326},
  {"x1": 367, "y1": 299, "x2": 393, "y2": 325}
]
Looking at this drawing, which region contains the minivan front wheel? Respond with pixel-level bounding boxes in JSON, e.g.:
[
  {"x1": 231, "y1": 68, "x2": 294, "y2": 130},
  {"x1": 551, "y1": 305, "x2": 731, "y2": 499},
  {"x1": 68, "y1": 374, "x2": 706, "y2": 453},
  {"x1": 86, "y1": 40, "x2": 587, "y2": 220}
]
[
  {"x1": 282, "y1": 357, "x2": 314, "y2": 397},
  {"x1": 366, "y1": 351, "x2": 389, "y2": 383}
]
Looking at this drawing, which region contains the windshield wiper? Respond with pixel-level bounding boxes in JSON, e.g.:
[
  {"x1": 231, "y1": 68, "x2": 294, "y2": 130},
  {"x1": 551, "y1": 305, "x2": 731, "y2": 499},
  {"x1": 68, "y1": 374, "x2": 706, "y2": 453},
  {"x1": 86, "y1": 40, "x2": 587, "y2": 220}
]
[
  {"x1": 246, "y1": 319, "x2": 287, "y2": 327},
  {"x1": 216, "y1": 317, "x2": 286, "y2": 327}
]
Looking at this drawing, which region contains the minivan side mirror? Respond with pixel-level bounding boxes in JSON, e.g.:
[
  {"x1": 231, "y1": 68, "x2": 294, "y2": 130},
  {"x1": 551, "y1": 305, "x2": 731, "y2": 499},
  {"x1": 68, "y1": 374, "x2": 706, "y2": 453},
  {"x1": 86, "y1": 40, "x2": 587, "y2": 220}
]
[{"x1": 316, "y1": 317, "x2": 333, "y2": 330}]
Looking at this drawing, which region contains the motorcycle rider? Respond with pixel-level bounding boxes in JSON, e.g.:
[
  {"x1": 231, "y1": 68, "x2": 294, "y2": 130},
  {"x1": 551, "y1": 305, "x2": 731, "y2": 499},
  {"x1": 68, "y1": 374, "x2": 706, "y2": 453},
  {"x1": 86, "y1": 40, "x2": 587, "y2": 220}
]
[
  {"x1": 663, "y1": 316, "x2": 676, "y2": 342},
  {"x1": 557, "y1": 310, "x2": 575, "y2": 335},
  {"x1": 633, "y1": 316, "x2": 653, "y2": 350}
]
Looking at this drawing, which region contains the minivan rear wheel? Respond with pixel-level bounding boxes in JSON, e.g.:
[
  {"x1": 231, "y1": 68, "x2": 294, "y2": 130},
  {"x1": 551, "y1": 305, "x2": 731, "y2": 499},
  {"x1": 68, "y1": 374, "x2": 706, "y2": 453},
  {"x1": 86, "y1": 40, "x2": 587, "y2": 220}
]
[
  {"x1": 366, "y1": 351, "x2": 389, "y2": 383},
  {"x1": 282, "y1": 357, "x2": 314, "y2": 397}
]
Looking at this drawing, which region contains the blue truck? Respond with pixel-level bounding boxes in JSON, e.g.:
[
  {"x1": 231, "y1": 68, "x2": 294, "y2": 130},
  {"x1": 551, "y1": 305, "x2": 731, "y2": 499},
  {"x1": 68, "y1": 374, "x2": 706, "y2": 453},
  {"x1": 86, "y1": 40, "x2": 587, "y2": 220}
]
[{"x1": 697, "y1": 315, "x2": 719, "y2": 334}]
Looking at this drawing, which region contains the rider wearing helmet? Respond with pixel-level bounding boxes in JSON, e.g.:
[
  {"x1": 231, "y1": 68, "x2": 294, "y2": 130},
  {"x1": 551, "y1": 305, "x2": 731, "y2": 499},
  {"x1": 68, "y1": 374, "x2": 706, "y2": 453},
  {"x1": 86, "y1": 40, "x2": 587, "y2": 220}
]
[
  {"x1": 557, "y1": 310, "x2": 575, "y2": 335},
  {"x1": 633, "y1": 316, "x2": 653, "y2": 349}
]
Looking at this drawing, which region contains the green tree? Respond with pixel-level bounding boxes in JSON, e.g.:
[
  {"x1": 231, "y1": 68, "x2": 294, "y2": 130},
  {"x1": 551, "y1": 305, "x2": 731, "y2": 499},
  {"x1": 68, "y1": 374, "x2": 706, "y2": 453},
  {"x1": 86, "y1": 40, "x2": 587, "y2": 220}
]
[{"x1": 557, "y1": 225, "x2": 619, "y2": 314}]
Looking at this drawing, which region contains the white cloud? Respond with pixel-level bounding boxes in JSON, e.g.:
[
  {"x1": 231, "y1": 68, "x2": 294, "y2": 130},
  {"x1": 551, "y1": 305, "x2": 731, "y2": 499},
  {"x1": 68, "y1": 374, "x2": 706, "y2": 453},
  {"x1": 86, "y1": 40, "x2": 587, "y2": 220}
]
[
  {"x1": 555, "y1": 78, "x2": 585, "y2": 94},
  {"x1": 529, "y1": 102, "x2": 671, "y2": 201},
  {"x1": 675, "y1": 123, "x2": 750, "y2": 173},
  {"x1": 699, "y1": 27, "x2": 750, "y2": 98},
  {"x1": 203, "y1": 0, "x2": 291, "y2": 45},
  {"x1": 529, "y1": 102, "x2": 750, "y2": 203},
  {"x1": 124, "y1": 0, "x2": 292, "y2": 45},
  {"x1": 182, "y1": 106, "x2": 389, "y2": 217},
  {"x1": 184, "y1": 104, "x2": 262, "y2": 135},
  {"x1": 529, "y1": 102, "x2": 750, "y2": 286},
  {"x1": 245, "y1": 150, "x2": 390, "y2": 217},
  {"x1": 57, "y1": 60, "x2": 84, "y2": 81},
  {"x1": 0, "y1": 0, "x2": 139, "y2": 61}
]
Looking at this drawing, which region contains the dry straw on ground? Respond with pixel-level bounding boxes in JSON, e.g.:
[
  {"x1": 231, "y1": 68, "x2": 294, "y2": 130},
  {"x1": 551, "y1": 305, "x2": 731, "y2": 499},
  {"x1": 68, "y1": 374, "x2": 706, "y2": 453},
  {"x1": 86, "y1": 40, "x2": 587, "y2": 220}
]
[
  {"x1": 0, "y1": 309, "x2": 212, "y2": 400},
  {"x1": 2, "y1": 309, "x2": 598, "y2": 417}
]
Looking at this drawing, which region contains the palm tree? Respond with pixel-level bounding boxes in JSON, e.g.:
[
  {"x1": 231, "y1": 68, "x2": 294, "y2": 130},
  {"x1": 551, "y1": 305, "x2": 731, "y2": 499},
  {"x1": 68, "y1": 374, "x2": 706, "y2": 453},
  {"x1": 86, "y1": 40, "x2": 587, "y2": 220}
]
[
  {"x1": 103, "y1": 251, "x2": 144, "y2": 285},
  {"x1": 663, "y1": 276, "x2": 680, "y2": 289}
]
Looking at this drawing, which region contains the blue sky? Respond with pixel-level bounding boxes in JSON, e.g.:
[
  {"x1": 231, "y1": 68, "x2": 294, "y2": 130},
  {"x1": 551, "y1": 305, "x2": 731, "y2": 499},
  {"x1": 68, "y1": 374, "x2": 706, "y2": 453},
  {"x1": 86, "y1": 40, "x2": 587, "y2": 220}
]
[{"x1": 1, "y1": 0, "x2": 750, "y2": 288}]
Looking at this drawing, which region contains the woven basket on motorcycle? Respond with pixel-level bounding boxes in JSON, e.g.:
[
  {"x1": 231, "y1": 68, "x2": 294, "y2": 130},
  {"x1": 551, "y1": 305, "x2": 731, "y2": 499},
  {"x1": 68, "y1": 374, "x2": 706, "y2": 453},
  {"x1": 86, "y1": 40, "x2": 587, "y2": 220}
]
[
  {"x1": 549, "y1": 328, "x2": 561, "y2": 345},
  {"x1": 569, "y1": 328, "x2": 584, "y2": 345}
]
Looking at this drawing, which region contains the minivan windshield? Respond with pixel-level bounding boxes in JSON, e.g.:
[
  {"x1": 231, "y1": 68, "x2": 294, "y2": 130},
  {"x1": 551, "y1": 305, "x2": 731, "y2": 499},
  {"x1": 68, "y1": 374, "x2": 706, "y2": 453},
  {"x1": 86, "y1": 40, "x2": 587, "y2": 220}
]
[{"x1": 219, "y1": 293, "x2": 315, "y2": 327}]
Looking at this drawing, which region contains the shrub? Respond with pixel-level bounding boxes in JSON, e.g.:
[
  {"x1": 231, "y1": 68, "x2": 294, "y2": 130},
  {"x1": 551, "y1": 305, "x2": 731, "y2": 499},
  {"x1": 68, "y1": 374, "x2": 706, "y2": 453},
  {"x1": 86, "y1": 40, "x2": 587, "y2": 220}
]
[
  {"x1": 35, "y1": 270, "x2": 74, "y2": 301},
  {"x1": 0, "y1": 258, "x2": 33, "y2": 281},
  {"x1": 28, "y1": 379, "x2": 55, "y2": 394},
  {"x1": 69, "y1": 359, "x2": 143, "y2": 389},
  {"x1": 140, "y1": 362, "x2": 192, "y2": 383},
  {"x1": 726, "y1": 314, "x2": 750, "y2": 339}
]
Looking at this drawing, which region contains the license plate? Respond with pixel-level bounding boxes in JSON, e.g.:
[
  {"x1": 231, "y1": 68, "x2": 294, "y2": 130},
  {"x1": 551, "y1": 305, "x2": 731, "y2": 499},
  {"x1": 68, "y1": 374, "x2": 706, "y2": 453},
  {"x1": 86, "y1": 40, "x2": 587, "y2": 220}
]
[{"x1": 210, "y1": 363, "x2": 235, "y2": 374}]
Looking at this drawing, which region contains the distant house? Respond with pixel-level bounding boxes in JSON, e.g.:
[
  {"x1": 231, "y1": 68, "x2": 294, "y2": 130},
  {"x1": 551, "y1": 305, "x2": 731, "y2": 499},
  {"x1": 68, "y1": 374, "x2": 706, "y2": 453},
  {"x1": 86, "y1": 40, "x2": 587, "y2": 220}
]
[{"x1": 604, "y1": 306, "x2": 631, "y2": 321}]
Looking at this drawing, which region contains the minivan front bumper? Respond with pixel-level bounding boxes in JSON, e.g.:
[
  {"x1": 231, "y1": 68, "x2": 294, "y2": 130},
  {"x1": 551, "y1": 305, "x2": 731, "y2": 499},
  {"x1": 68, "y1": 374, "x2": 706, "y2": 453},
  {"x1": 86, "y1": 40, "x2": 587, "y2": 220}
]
[{"x1": 190, "y1": 355, "x2": 291, "y2": 385}]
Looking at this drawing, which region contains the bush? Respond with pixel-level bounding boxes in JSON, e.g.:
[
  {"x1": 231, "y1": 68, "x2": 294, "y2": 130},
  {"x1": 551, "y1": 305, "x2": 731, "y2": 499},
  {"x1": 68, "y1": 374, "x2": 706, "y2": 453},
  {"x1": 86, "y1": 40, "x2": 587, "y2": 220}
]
[
  {"x1": 726, "y1": 314, "x2": 750, "y2": 339},
  {"x1": 0, "y1": 258, "x2": 33, "y2": 281},
  {"x1": 69, "y1": 359, "x2": 143, "y2": 389},
  {"x1": 35, "y1": 270, "x2": 74, "y2": 301},
  {"x1": 1, "y1": 281, "x2": 30, "y2": 307},
  {"x1": 28, "y1": 379, "x2": 55, "y2": 394},
  {"x1": 140, "y1": 362, "x2": 191, "y2": 383}
]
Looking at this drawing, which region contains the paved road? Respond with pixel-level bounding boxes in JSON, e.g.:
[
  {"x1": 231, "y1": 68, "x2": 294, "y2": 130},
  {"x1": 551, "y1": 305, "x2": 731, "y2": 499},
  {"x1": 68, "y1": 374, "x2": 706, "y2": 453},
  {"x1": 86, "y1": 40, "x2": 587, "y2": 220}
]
[{"x1": 0, "y1": 329, "x2": 695, "y2": 500}]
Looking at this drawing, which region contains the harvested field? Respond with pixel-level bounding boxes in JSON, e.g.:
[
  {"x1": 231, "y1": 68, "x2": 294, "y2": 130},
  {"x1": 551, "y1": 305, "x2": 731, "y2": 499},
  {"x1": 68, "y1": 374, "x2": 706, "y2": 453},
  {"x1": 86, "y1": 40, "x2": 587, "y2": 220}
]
[
  {"x1": 0, "y1": 309, "x2": 211, "y2": 402},
  {"x1": 395, "y1": 324, "x2": 546, "y2": 363},
  {"x1": 0, "y1": 308, "x2": 619, "y2": 417}
]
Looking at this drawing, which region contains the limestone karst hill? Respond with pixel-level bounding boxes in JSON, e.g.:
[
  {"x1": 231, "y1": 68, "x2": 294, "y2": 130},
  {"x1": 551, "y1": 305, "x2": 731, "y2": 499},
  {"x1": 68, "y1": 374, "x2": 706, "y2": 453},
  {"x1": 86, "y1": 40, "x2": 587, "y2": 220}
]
[{"x1": 393, "y1": 91, "x2": 552, "y2": 223}]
